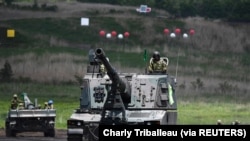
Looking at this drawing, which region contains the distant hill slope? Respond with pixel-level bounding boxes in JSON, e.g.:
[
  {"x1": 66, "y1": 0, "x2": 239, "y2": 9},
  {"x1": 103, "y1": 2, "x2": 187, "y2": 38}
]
[
  {"x1": 1, "y1": 1, "x2": 249, "y2": 53},
  {"x1": 0, "y1": 1, "x2": 168, "y2": 20}
]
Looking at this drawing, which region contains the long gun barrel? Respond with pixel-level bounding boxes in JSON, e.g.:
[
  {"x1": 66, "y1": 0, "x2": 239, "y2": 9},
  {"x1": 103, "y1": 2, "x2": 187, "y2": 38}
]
[{"x1": 95, "y1": 48, "x2": 130, "y2": 101}]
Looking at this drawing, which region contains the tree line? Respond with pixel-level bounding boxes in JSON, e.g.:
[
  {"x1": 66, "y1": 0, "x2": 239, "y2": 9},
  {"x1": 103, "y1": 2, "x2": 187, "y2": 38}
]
[{"x1": 77, "y1": 0, "x2": 250, "y2": 22}]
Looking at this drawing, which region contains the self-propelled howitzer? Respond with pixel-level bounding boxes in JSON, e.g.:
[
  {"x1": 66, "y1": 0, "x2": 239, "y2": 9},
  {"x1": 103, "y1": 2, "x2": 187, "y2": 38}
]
[{"x1": 67, "y1": 48, "x2": 178, "y2": 141}]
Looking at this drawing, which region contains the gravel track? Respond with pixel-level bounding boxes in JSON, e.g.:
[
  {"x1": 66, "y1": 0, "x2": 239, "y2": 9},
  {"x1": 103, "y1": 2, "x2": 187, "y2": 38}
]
[{"x1": 0, "y1": 128, "x2": 68, "y2": 141}]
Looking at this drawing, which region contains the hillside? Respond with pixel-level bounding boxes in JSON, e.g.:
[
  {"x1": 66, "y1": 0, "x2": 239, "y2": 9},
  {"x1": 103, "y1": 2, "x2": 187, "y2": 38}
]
[
  {"x1": 0, "y1": 1, "x2": 250, "y2": 102},
  {"x1": 1, "y1": 1, "x2": 250, "y2": 52},
  {"x1": 0, "y1": 2, "x2": 141, "y2": 20}
]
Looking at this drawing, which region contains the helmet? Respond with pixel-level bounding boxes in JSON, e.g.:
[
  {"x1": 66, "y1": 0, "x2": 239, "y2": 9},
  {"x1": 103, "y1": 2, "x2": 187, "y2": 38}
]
[
  {"x1": 48, "y1": 100, "x2": 53, "y2": 104},
  {"x1": 13, "y1": 94, "x2": 17, "y2": 97},
  {"x1": 44, "y1": 102, "x2": 48, "y2": 105},
  {"x1": 153, "y1": 51, "x2": 160, "y2": 61}
]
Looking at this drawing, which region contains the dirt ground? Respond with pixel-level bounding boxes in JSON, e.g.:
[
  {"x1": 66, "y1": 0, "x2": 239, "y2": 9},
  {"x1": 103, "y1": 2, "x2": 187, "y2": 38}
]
[{"x1": 0, "y1": 128, "x2": 68, "y2": 141}]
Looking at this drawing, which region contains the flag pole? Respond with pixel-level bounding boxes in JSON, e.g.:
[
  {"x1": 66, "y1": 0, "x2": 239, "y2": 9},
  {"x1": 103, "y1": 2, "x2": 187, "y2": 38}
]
[{"x1": 143, "y1": 49, "x2": 148, "y2": 74}]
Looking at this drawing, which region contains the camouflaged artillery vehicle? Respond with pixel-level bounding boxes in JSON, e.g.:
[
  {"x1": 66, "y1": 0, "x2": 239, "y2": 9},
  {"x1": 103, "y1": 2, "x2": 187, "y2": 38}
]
[
  {"x1": 67, "y1": 48, "x2": 177, "y2": 141},
  {"x1": 5, "y1": 93, "x2": 56, "y2": 137}
]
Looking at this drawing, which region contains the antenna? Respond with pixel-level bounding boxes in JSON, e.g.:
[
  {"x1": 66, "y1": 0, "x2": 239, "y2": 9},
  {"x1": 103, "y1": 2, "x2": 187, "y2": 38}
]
[
  {"x1": 143, "y1": 49, "x2": 148, "y2": 74},
  {"x1": 175, "y1": 47, "x2": 180, "y2": 79}
]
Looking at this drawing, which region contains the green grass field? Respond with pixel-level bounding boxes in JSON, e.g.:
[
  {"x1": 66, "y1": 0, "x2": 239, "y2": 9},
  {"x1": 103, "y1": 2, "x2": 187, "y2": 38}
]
[{"x1": 178, "y1": 101, "x2": 250, "y2": 125}]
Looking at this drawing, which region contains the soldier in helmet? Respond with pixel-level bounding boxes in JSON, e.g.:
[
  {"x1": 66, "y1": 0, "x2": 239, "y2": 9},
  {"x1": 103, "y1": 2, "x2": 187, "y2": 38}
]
[
  {"x1": 18, "y1": 103, "x2": 25, "y2": 110},
  {"x1": 148, "y1": 51, "x2": 168, "y2": 74},
  {"x1": 44, "y1": 102, "x2": 49, "y2": 109},
  {"x1": 99, "y1": 63, "x2": 106, "y2": 74},
  {"x1": 11, "y1": 94, "x2": 23, "y2": 109},
  {"x1": 48, "y1": 100, "x2": 54, "y2": 109},
  {"x1": 99, "y1": 57, "x2": 109, "y2": 76},
  {"x1": 37, "y1": 104, "x2": 41, "y2": 109}
]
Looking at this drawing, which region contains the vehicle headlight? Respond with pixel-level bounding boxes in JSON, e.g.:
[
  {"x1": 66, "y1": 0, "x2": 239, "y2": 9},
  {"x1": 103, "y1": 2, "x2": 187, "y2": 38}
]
[
  {"x1": 77, "y1": 122, "x2": 81, "y2": 126},
  {"x1": 10, "y1": 121, "x2": 16, "y2": 125},
  {"x1": 144, "y1": 121, "x2": 160, "y2": 125}
]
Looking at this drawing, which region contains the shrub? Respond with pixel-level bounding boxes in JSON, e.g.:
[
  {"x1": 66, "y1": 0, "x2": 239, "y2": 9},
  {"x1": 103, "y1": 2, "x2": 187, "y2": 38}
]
[
  {"x1": 215, "y1": 81, "x2": 239, "y2": 94},
  {"x1": 0, "y1": 60, "x2": 13, "y2": 82},
  {"x1": 190, "y1": 78, "x2": 204, "y2": 90}
]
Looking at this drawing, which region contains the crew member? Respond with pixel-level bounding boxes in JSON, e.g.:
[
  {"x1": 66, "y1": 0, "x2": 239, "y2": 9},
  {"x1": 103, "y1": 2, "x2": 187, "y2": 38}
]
[
  {"x1": 11, "y1": 94, "x2": 23, "y2": 109},
  {"x1": 148, "y1": 51, "x2": 168, "y2": 74}
]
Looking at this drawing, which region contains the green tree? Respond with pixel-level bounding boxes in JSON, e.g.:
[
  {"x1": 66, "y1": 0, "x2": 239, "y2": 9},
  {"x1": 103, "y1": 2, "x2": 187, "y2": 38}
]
[
  {"x1": 0, "y1": 60, "x2": 13, "y2": 82},
  {"x1": 200, "y1": 0, "x2": 223, "y2": 18},
  {"x1": 4, "y1": 0, "x2": 13, "y2": 6},
  {"x1": 179, "y1": 0, "x2": 197, "y2": 17}
]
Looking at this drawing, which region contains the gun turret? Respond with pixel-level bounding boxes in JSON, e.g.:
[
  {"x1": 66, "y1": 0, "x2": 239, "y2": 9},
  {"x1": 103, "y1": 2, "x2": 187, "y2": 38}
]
[
  {"x1": 95, "y1": 48, "x2": 131, "y2": 124},
  {"x1": 95, "y1": 48, "x2": 130, "y2": 102}
]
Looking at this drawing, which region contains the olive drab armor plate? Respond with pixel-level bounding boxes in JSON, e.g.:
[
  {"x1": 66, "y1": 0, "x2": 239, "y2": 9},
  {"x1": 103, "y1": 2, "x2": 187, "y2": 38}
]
[{"x1": 67, "y1": 48, "x2": 178, "y2": 141}]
